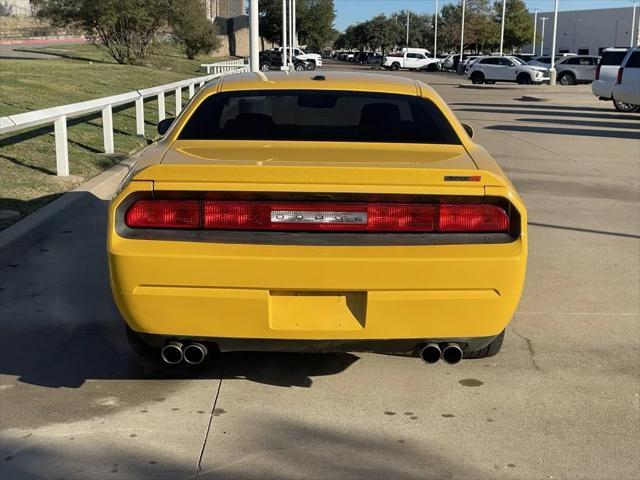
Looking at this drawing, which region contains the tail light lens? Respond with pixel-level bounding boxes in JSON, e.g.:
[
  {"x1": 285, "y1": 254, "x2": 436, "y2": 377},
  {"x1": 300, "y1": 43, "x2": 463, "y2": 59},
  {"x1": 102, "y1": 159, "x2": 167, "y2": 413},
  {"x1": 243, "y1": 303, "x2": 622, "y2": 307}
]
[
  {"x1": 125, "y1": 200, "x2": 200, "y2": 229},
  {"x1": 125, "y1": 200, "x2": 510, "y2": 233},
  {"x1": 595, "y1": 64, "x2": 601, "y2": 80},
  {"x1": 616, "y1": 67, "x2": 624, "y2": 84}
]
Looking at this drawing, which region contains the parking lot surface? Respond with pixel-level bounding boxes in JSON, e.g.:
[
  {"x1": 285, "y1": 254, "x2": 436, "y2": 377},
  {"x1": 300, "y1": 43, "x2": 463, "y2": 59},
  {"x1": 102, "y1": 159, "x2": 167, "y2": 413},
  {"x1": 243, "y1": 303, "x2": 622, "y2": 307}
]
[{"x1": 1, "y1": 67, "x2": 639, "y2": 479}]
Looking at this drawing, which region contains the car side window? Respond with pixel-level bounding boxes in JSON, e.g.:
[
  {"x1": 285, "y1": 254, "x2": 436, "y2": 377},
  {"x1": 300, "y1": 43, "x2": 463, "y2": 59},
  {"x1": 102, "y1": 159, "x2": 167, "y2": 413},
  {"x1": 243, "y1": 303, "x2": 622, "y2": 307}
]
[
  {"x1": 499, "y1": 58, "x2": 514, "y2": 66},
  {"x1": 626, "y1": 52, "x2": 640, "y2": 68},
  {"x1": 480, "y1": 58, "x2": 497, "y2": 65}
]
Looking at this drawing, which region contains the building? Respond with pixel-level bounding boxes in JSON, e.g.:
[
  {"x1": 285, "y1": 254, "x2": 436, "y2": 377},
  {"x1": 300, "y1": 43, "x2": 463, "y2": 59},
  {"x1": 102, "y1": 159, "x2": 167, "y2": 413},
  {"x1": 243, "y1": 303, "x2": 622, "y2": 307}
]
[
  {"x1": 0, "y1": 0, "x2": 33, "y2": 16},
  {"x1": 204, "y1": 0, "x2": 245, "y2": 21},
  {"x1": 523, "y1": 6, "x2": 639, "y2": 56},
  {"x1": 203, "y1": 0, "x2": 249, "y2": 57}
]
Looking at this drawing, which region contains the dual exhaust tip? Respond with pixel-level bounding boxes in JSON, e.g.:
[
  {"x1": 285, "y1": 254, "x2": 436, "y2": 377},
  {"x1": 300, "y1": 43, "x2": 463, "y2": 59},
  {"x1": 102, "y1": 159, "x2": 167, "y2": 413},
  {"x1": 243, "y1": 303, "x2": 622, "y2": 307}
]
[
  {"x1": 161, "y1": 341, "x2": 208, "y2": 366},
  {"x1": 419, "y1": 342, "x2": 463, "y2": 365}
]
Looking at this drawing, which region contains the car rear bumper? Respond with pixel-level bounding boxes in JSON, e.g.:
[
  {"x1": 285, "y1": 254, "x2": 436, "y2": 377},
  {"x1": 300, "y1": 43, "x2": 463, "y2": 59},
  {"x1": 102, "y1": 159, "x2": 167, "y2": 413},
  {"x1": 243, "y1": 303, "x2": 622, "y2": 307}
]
[
  {"x1": 592, "y1": 80, "x2": 612, "y2": 99},
  {"x1": 109, "y1": 237, "x2": 526, "y2": 343},
  {"x1": 613, "y1": 83, "x2": 640, "y2": 106}
]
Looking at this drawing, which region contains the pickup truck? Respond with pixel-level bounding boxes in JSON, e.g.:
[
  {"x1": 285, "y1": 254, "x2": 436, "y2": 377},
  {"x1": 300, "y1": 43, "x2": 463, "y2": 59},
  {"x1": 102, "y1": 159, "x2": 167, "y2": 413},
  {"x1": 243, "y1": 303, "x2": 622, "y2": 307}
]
[
  {"x1": 272, "y1": 47, "x2": 322, "y2": 67},
  {"x1": 383, "y1": 52, "x2": 440, "y2": 71}
]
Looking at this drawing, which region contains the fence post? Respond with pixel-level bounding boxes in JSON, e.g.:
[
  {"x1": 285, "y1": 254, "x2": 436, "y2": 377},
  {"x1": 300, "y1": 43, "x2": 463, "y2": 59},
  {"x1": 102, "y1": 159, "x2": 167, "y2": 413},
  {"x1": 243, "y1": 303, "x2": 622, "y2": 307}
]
[
  {"x1": 158, "y1": 91, "x2": 165, "y2": 121},
  {"x1": 175, "y1": 87, "x2": 182, "y2": 115},
  {"x1": 102, "y1": 104, "x2": 114, "y2": 154},
  {"x1": 54, "y1": 115, "x2": 69, "y2": 176},
  {"x1": 135, "y1": 96, "x2": 145, "y2": 137},
  {"x1": 188, "y1": 83, "x2": 195, "y2": 98}
]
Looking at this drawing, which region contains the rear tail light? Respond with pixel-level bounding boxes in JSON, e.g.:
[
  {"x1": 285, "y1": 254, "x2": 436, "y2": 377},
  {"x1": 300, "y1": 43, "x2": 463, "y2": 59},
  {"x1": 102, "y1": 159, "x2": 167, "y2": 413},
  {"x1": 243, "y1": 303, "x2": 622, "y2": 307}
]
[
  {"x1": 595, "y1": 64, "x2": 601, "y2": 80},
  {"x1": 616, "y1": 67, "x2": 624, "y2": 84},
  {"x1": 124, "y1": 200, "x2": 510, "y2": 233},
  {"x1": 125, "y1": 200, "x2": 200, "y2": 229}
]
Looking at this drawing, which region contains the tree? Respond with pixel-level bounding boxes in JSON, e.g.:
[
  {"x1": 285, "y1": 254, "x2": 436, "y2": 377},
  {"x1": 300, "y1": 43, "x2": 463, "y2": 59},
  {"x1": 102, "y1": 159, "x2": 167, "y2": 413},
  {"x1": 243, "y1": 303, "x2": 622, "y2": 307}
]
[
  {"x1": 259, "y1": 0, "x2": 336, "y2": 50},
  {"x1": 170, "y1": 0, "x2": 220, "y2": 59},
  {"x1": 494, "y1": 0, "x2": 533, "y2": 52},
  {"x1": 34, "y1": 0, "x2": 171, "y2": 65}
]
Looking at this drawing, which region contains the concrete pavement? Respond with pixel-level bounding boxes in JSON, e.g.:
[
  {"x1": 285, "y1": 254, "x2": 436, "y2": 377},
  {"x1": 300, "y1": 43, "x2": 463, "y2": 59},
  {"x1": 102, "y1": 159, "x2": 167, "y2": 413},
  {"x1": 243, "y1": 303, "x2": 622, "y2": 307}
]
[{"x1": 1, "y1": 70, "x2": 638, "y2": 479}]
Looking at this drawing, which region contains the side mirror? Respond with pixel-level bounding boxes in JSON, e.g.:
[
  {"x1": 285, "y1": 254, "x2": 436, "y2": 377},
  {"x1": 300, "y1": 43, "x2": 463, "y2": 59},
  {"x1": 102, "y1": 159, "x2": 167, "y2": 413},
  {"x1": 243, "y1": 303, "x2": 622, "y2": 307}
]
[
  {"x1": 461, "y1": 123, "x2": 474, "y2": 139},
  {"x1": 157, "y1": 117, "x2": 175, "y2": 136}
]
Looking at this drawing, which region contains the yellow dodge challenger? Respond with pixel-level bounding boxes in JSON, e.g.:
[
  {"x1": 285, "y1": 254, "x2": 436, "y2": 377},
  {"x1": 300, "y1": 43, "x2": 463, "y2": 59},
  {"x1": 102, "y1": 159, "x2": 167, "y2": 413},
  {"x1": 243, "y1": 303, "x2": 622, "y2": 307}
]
[{"x1": 108, "y1": 72, "x2": 527, "y2": 366}]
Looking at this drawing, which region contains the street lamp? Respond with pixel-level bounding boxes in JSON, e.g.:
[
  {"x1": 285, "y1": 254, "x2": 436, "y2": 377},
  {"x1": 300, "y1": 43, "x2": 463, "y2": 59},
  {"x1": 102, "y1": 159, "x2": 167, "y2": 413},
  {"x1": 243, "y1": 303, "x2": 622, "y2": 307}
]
[
  {"x1": 540, "y1": 17, "x2": 548, "y2": 55},
  {"x1": 406, "y1": 11, "x2": 410, "y2": 47},
  {"x1": 572, "y1": 18, "x2": 582, "y2": 53},
  {"x1": 532, "y1": 9, "x2": 538, "y2": 55},
  {"x1": 249, "y1": 0, "x2": 259, "y2": 72},
  {"x1": 549, "y1": 0, "x2": 559, "y2": 86},
  {"x1": 282, "y1": 0, "x2": 288, "y2": 68},
  {"x1": 459, "y1": 0, "x2": 466, "y2": 64},
  {"x1": 434, "y1": 0, "x2": 438, "y2": 58},
  {"x1": 499, "y1": 0, "x2": 507, "y2": 55},
  {"x1": 632, "y1": 1, "x2": 638, "y2": 47}
]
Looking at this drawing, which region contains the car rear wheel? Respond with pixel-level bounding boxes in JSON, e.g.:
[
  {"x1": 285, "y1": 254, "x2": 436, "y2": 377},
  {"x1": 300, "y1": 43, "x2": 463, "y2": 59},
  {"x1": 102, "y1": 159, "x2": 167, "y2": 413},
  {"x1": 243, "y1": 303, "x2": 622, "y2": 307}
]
[
  {"x1": 613, "y1": 100, "x2": 640, "y2": 112},
  {"x1": 470, "y1": 71, "x2": 485, "y2": 84},
  {"x1": 559, "y1": 72, "x2": 576, "y2": 85},
  {"x1": 294, "y1": 63, "x2": 306, "y2": 71},
  {"x1": 516, "y1": 73, "x2": 532, "y2": 85},
  {"x1": 464, "y1": 330, "x2": 505, "y2": 359},
  {"x1": 260, "y1": 62, "x2": 271, "y2": 72},
  {"x1": 391, "y1": 62, "x2": 400, "y2": 71}
]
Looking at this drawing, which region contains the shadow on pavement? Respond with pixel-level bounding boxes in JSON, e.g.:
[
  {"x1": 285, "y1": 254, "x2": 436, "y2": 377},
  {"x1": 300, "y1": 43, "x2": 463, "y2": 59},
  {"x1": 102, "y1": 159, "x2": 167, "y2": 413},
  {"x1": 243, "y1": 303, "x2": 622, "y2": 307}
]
[
  {"x1": 0, "y1": 193, "x2": 358, "y2": 393},
  {"x1": 486, "y1": 124, "x2": 640, "y2": 140}
]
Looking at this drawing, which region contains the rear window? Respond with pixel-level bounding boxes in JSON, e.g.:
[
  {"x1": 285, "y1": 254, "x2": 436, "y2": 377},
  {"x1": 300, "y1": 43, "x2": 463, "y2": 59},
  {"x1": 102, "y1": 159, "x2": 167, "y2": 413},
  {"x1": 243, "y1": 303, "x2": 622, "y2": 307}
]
[
  {"x1": 178, "y1": 90, "x2": 461, "y2": 144},
  {"x1": 600, "y1": 50, "x2": 629, "y2": 66},
  {"x1": 625, "y1": 51, "x2": 640, "y2": 68}
]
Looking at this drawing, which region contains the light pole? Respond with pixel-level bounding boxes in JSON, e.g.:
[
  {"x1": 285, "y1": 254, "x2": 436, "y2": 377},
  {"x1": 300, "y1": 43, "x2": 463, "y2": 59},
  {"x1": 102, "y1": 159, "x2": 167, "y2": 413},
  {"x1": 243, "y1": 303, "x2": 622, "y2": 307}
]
[
  {"x1": 281, "y1": 0, "x2": 288, "y2": 68},
  {"x1": 459, "y1": 0, "x2": 466, "y2": 64},
  {"x1": 532, "y1": 9, "x2": 538, "y2": 55},
  {"x1": 293, "y1": 0, "x2": 297, "y2": 53},
  {"x1": 632, "y1": 1, "x2": 638, "y2": 47},
  {"x1": 549, "y1": 0, "x2": 559, "y2": 86},
  {"x1": 540, "y1": 17, "x2": 548, "y2": 55},
  {"x1": 249, "y1": 0, "x2": 259, "y2": 72},
  {"x1": 572, "y1": 18, "x2": 582, "y2": 53},
  {"x1": 499, "y1": 0, "x2": 507, "y2": 55},
  {"x1": 288, "y1": 0, "x2": 293, "y2": 68},
  {"x1": 434, "y1": 0, "x2": 438, "y2": 58},
  {"x1": 406, "y1": 11, "x2": 410, "y2": 47}
]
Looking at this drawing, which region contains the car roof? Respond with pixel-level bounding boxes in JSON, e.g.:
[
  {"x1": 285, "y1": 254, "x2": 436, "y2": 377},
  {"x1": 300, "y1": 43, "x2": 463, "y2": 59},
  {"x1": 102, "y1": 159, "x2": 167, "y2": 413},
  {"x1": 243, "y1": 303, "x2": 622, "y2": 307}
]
[{"x1": 215, "y1": 71, "x2": 421, "y2": 96}]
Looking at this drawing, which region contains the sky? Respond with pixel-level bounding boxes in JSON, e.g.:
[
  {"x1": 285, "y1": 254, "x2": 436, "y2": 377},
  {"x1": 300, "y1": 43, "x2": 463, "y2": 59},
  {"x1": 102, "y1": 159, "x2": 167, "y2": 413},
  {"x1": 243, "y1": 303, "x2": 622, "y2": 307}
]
[{"x1": 334, "y1": 0, "x2": 637, "y2": 31}]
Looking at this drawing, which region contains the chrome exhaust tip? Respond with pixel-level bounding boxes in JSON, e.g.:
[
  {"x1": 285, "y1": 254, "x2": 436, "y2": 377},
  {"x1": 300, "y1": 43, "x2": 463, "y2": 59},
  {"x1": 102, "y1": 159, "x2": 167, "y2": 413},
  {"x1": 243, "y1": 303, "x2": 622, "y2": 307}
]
[
  {"x1": 419, "y1": 343, "x2": 442, "y2": 364},
  {"x1": 183, "y1": 342, "x2": 208, "y2": 365},
  {"x1": 160, "y1": 341, "x2": 184, "y2": 365},
  {"x1": 441, "y1": 343, "x2": 464, "y2": 365}
]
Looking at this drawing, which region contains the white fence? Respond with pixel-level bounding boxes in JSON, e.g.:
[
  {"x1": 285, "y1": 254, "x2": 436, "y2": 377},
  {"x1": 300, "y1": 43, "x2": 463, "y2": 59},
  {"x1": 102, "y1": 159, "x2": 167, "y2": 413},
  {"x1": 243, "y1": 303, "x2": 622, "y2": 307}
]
[
  {"x1": 200, "y1": 58, "x2": 247, "y2": 74},
  {"x1": 0, "y1": 61, "x2": 249, "y2": 176}
]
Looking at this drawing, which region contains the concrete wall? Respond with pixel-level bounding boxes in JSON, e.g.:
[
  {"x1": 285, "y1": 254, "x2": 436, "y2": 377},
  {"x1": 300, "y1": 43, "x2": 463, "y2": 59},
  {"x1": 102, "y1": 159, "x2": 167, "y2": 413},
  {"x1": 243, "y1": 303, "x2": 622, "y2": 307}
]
[{"x1": 523, "y1": 7, "x2": 639, "y2": 56}]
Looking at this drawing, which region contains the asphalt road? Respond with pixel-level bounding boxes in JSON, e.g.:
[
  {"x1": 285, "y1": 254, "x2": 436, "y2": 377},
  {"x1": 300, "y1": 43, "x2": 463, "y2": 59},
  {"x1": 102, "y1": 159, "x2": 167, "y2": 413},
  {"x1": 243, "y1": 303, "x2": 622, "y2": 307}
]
[{"x1": 1, "y1": 67, "x2": 639, "y2": 480}]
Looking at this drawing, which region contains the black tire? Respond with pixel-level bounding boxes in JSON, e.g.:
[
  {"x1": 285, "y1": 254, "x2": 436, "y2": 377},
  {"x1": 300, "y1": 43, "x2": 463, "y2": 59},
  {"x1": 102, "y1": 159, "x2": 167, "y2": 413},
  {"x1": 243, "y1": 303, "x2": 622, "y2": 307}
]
[
  {"x1": 613, "y1": 100, "x2": 640, "y2": 112},
  {"x1": 306, "y1": 62, "x2": 316, "y2": 71},
  {"x1": 516, "y1": 73, "x2": 532, "y2": 85},
  {"x1": 294, "y1": 63, "x2": 306, "y2": 71},
  {"x1": 464, "y1": 330, "x2": 505, "y2": 359},
  {"x1": 558, "y1": 72, "x2": 575, "y2": 86},
  {"x1": 259, "y1": 62, "x2": 271, "y2": 72},
  {"x1": 391, "y1": 62, "x2": 400, "y2": 71},
  {"x1": 470, "y1": 71, "x2": 485, "y2": 84},
  {"x1": 426, "y1": 63, "x2": 438, "y2": 72}
]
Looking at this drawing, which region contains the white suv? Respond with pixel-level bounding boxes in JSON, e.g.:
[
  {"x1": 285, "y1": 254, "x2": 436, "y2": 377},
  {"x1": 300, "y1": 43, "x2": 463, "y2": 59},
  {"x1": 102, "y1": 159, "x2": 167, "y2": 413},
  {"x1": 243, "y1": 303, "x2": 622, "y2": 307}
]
[
  {"x1": 611, "y1": 48, "x2": 640, "y2": 112},
  {"x1": 592, "y1": 48, "x2": 632, "y2": 110},
  {"x1": 467, "y1": 56, "x2": 550, "y2": 85}
]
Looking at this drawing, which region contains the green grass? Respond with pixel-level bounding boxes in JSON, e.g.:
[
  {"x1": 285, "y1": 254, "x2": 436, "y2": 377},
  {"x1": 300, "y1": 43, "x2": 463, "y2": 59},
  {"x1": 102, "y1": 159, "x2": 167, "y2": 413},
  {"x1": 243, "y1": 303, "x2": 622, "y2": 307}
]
[{"x1": 0, "y1": 42, "x2": 230, "y2": 229}]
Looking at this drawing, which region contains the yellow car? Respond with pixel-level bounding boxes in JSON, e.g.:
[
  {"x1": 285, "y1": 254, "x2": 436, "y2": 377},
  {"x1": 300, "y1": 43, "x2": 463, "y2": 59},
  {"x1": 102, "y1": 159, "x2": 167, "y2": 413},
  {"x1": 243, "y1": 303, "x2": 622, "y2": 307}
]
[{"x1": 108, "y1": 72, "x2": 527, "y2": 366}]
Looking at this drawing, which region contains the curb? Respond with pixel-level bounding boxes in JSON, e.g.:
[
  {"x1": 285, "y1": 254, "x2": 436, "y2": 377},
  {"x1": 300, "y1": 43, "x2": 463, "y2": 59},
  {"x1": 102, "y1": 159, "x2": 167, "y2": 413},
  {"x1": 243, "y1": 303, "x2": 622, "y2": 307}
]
[{"x1": 0, "y1": 157, "x2": 135, "y2": 266}]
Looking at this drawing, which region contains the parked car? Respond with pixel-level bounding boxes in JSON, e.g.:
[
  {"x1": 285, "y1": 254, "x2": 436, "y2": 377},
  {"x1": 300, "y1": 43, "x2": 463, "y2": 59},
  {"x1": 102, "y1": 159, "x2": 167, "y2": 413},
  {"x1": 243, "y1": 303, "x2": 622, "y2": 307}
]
[
  {"x1": 272, "y1": 47, "x2": 322, "y2": 67},
  {"x1": 592, "y1": 47, "x2": 634, "y2": 111},
  {"x1": 259, "y1": 51, "x2": 312, "y2": 72},
  {"x1": 612, "y1": 47, "x2": 640, "y2": 112},
  {"x1": 527, "y1": 56, "x2": 551, "y2": 68},
  {"x1": 468, "y1": 56, "x2": 550, "y2": 84},
  {"x1": 366, "y1": 53, "x2": 383, "y2": 66},
  {"x1": 110, "y1": 71, "x2": 527, "y2": 366},
  {"x1": 383, "y1": 51, "x2": 440, "y2": 71},
  {"x1": 554, "y1": 55, "x2": 601, "y2": 85}
]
